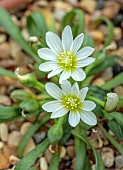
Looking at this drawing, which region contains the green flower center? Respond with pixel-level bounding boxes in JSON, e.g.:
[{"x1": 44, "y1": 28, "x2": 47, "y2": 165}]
[
  {"x1": 62, "y1": 95, "x2": 82, "y2": 112},
  {"x1": 58, "y1": 51, "x2": 77, "y2": 72}
]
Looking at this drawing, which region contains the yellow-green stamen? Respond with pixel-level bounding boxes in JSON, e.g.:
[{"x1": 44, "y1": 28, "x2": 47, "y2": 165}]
[{"x1": 58, "y1": 51, "x2": 77, "y2": 72}]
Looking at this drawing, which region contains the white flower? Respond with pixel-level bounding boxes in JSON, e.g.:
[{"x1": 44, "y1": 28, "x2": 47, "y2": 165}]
[
  {"x1": 42, "y1": 80, "x2": 97, "y2": 127},
  {"x1": 38, "y1": 25, "x2": 95, "y2": 84}
]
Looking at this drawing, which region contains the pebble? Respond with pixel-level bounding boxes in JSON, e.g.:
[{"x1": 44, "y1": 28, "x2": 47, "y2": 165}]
[
  {"x1": 79, "y1": 0, "x2": 96, "y2": 14},
  {"x1": 0, "y1": 34, "x2": 7, "y2": 44},
  {"x1": 9, "y1": 155, "x2": 20, "y2": 165},
  {"x1": 39, "y1": 157, "x2": 48, "y2": 170},
  {"x1": 114, "y1": 27, "x2": 122, "y2": 41},
  {"x1": 66, "y1": 146, "x2": 75, "y2": 158},
  {"x1": 3, "y1": 145, "x2": 17, "y2": 157},
  {"x1": 20, "y1": 122, "x2": 31, "y2": 135},
  {"x1": 0, "y1": 153, "x2": 10, "y2": 169},
  {"x1": 91, "y1": 78, "x2": 105, "y2": 86},
  {"x1": 59, "y1": 160, "x2": 71, "y2": 170},
  {"x1": 101, "y1": 67, "x2": 113, "y2": 81},
  {"x1": 115, "y1": 155, "x2": 123, "y2": 168},
  {"x1": 23, "y1": 138, "x2": 35, "y2": 156},
  {"x1": 96, "y1": 0, "x2": 105, "y2": 10},
  {"x1": 44, "y1": 149, "x2": 52, "y2": 163},
  {"x1": 114, "y1": 86, "x2": 123, "y2": 95},
  {"x1": 113, "y1": 10, "x2": 123, "y2": 26},
  {"x1": 32, "y1": 131, "x2": 46, "y2": 144},
  {"x1": 113, "y1": 64, "x2": 122, "y2": 77},
  {"x1": 0, "y1": 123, "x2": 8, "y2": 142},
  {"x1": 8, "y1": 131, "x2": 22, "y2": 146},
  {"x1": 89, "y1": 30, "x2": 104, "y2": 43},
  {"x1": 60, "y1": 146, "x2": 66, "y2": 158},
  {"x1": 101, "y1": 147, "x2": 114, "y2": 168},
  {"x1": 0, "y1": 43, "x2": 10, "y2": 59},
  {"x1": 0, "y1": 95, "x2": 11, "y2": 106},
  {"x1": 0, "y1": 141, "x2": 4, "y2": 150}
]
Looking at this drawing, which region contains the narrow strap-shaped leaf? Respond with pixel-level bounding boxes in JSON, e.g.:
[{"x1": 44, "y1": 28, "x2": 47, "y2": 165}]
[
  {"x1": 15, "y1": 138, "x2": 50, "y2": 170},
  {"x1": 0, "y1": 8, "x2": 40, "y2": 63},
  {"x1": 84, "y1": 156, "x2": 92, "y2": 170},
  {"x1": 93, "y1": 16, "x2": 114, "y2": 47},
  {"x1": 101, "y1": 72, "x2": 123, "y2": 90},
  {"x1": 48, "y1": 152, "x2": 60, "y2": 170},
  {"x1": 18, "y1": 113, "x2": 50, "y2": 158},
  {"x1": 0, "y1": 67, "x2": 17, "y2": 79},
  {"x1": 99, "y1": 123, "x2": 123, "y2": 155}
]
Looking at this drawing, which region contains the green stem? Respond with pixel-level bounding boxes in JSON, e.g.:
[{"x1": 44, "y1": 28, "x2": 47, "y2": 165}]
[
  {"x1": 98, "y1": 123, "x2": 123, "y2": 155},
  {"x1": 87, "y1": 96, "x2": 105, "y2": 107},
  {"x1": 34, "y1": 81, "x2": 45, "y2": 91},
  {"x1": 48, "y1": 152, "x2": 60, "y2": 170}
]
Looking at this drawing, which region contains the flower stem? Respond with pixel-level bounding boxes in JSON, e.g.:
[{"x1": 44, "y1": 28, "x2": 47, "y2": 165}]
[{"x1": 87, "y1": 96, "x2": 105, "y2": 107}]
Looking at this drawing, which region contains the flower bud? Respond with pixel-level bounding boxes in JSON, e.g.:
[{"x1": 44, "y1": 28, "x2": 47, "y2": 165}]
[
  {"x1": 105, "y1": 93, "x2": 119, "y2": 112},
  {"x1": 11, "y1": 90, "x2": 33, "y2": 102},
  {"x1": 48, "y1": 124, "x2": 63, "y2": 144}
]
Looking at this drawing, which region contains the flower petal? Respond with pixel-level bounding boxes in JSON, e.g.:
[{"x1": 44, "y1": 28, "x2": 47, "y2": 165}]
[
  {"x1": 38, "y1": 48, "x2": 57, "y2": 61},
  {"x1": 61, "y1": 80, "x2": 71, "y2": 94},
  {"x1": 70, "y1": 33, "x2": 84, "y2": 54},
  {"x1": 79, "y1": 87, "x2": 88, "y2": 101},
  {"x1": 76, "y1": 47, "x2": 94, "y2": 60},
  {"x1": 71, "y1": 68, "x2": 86, "y2": 81},
  {"x1": 51, "y1": 107, "x2": 68, "y2": 118},
  {"x1": 42, "y1": 101, "x2": 62, "y2": 112},
  {"x1": 77, "y1": 57, "x2": 95, "y2": 67},
  {"x1": 48, "y1": 67, "x2": 63, "y2": 78},
  {"x1": 80, "y1": 111, "x2": 97, "y2": 126},
  {"x1": 62, "y1": 25, "x2": 73, "y2": 51},
  {"x1": 71, "y1": 82, "x2": 79, "y2": 96},
  {"x1": 46, "y1": 32, "x2": 63, "y2": 55},
  {"x1": 83, "y1": 100, "x2": 96, "y2": 111},
  {"x1": 39, "y1": 61, "x2": 58, "y2": 72},
  {"x1": 68, "y1": 111, "x2": 80, "y2": 127},
  {"x1": 45, "y1": 82, "x2": 63, "y2": 99},
  {"x1": 59, "y1": 71, "x2": 71, "y2": 84}
]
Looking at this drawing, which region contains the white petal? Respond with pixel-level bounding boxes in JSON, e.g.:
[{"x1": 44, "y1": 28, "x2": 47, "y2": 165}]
[
  {"x1": 76, "y1": 47, "x2": 94, "y2": 60},
  {"x1": 83, "y1": 100, "x2": 96, "y2": 111},
  {"x1": 42, "y1": 101, "x2": 62, "y2": 112},
  {"x1": 51, "y1": 107, "x2": 68, "y2": 118},
  {"x1": 61, "y1": 80, "x2": 71, "y2": 94},
  {"x1": 79, "y1": 87, "x2": 88, "y2": 101},
  {"x1": 62, "y1": 25, "x2": 73, "y2": 51},
  {"x1": 48, "y1": 67, "x2": 63, "y2": 78},
  {"x1": 71, "y1": 68, "x2": 86, "y2": 81},
  {"x1": 45, "y1": 83, "x2": 63, "y2": 99},
  {"x1": 68, "y1": 111, "x2": 80, "y2": 127},
  {"x1": 39, "y1": 61, "x2": 58, "y2": 72},
  {"x1": 77, "y1": 57, "x2": 95, "y2": 67},
  {"x1": 46, "y1": 32, "x2": 63, "y2": 55},
  {"x1": 38, "y1": 48, "x2": 57, "y2": 61},
  {"x1": 80, "y1": 111, "x2": 97, "y2": 125},
  {"x1": 71, "y1": 82, "x2": 79, "y2": 96},
  {"x1": 59, "y1": 71, "x2": 71, "y2": 84},
  {"x1": 70, "y1": 33, "x2": 84, "y2": 54}
]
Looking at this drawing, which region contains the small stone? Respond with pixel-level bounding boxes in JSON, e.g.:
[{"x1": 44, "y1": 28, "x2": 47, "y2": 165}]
[
  {"x1": 114, "y1": 86, "x2": 123, "y2": 95},
  {"x1": 89, "y1": 31, "x2": 104, "y2": 43},
  {"x1": 23, "y1": 138, "x2": 35, "y2": 156},
  {"x1": 0, "y1": 123, "x2": 8, "y2": 142},
  {"x1": 91, "y1": 78, "x2": 105, "y2": 86},
  {"x1": 0, "y1": 34, "x2": 6, "y2": 44},
  {"x1": 0, "y1": 95, "x2": 11, "y2": 106},
  {"x1": 39, "y1": 157, "x2": 48, "y2": 170},
  {"x1": 59, "y1": 160, "x2": 71, "y2": 170},
  {"x1": 33, "y1": 131, "x2": 46, "y2": 144},
  {"x1": 79, "y1": 0, "x2": 96, "y2": 14},
  {"x1": 0, "y1": 43, "x2": 10, "y2": 59},
  {"x1": 66, "y1": 146, "x2": 75, "y2": 158},
  {"x1": 101, "y1": 67, "x2": 113, "y2": 81},
  {"x1": 96, "y1": 0, "x2": 105, "y2": 9},
  {"x1": 114, "y1": 27, "x2": 122, "y2": 40},
  {"x1": 101, "y1": 147, "x2": 114, "y2": 168},
  {"x1": 60, "y1": 146, "x2": 66, "y2": 158},
  {"x1": 8, "y1": 131, "x2": 22, "y2": 146},
  {"x1": 115, "y1": 155, "x2": 123, "y2": 168},
  {"x1": 113, "y1": 64, "x2": 122, "y2": 76},
  {"x1": 9, "y1": 155, "x2": 20, "y2": 165},
  {"x1": 44, "y1": 149, "x2": 52, "y2": 163},
  {"x1": 0, "y1": 141, "x2": 4, "y2": 150},
  {"x1": 3, "y1": 145, "x2": 17, "y2": 157},
  {"x1": 20, "y1": 122, "x2": 31, "y2": 135},
  {"x1": 0, "y1": 153, "x2": 10, "y2": 169}
]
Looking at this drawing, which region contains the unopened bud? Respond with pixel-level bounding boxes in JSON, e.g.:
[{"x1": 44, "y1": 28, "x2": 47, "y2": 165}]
[{"x1": 105, "y1": 93, "x2": 119, "y2": 112}]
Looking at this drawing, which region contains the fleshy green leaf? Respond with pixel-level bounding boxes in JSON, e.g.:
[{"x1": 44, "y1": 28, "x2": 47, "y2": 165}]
[{"x1": 48, "y1": 152, "x2": 60, "y2": 170}]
